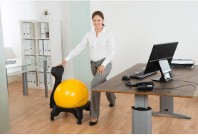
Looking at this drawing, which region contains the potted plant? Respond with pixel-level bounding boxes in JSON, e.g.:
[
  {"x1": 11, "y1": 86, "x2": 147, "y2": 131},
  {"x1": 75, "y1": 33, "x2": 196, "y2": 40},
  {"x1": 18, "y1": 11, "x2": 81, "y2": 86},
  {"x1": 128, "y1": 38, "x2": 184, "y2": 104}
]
[{"x1": 44, "y1": 10, "x2": 50, "y2": 19}]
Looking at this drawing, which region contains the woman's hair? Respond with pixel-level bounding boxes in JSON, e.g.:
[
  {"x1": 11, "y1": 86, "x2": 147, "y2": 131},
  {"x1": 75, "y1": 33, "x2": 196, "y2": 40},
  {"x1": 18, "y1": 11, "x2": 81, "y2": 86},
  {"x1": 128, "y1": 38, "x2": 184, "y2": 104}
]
[{"x1": 92, "y1": 11, "x2": 105, "y2": 26}]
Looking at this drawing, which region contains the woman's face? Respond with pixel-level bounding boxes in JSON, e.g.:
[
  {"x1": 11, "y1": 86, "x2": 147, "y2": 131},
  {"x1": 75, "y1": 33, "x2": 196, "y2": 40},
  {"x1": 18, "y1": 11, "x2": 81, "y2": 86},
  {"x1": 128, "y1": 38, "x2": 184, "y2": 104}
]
[{"x1": 93, "y1": 15, "x2": 104, "y2": 29}]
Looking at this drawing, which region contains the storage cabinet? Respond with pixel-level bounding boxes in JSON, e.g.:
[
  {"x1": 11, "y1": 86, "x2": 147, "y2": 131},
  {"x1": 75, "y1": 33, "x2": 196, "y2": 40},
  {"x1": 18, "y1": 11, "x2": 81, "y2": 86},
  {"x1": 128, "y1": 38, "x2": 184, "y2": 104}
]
[{"x1": 20, "y1": 20, "x2": 62, "y2": 90}]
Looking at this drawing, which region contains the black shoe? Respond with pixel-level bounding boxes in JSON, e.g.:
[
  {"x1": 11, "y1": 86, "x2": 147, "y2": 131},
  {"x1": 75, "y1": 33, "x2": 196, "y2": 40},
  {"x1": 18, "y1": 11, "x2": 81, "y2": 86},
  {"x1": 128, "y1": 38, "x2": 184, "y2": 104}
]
[
  {"x1": 109, "y1": 96, "x2": 116, "y2": 107},
  {"x1": 89, "y1": 118, "x2": 98, "y2": 126},
  {"x1": 109, "y1": 103, "x2": 114, "y2": 107}
]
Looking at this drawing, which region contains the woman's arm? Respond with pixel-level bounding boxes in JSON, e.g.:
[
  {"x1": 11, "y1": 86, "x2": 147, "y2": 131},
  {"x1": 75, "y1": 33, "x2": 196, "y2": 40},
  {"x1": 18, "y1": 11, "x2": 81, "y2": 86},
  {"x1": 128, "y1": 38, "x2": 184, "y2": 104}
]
[
  {"x1": 65, "y1": 33, "x2": 89, "y2": 61},
  {"x1": 101, "y1": 32, "x2": 116, "y2": 67},
  {"x1": 57, "y1": 33, "x2": 89, "y2": 67}
]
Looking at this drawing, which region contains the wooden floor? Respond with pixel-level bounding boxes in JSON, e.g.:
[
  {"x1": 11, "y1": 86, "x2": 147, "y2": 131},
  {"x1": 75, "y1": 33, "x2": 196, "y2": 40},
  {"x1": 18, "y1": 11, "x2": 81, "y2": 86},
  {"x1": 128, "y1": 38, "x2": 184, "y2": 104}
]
[{"x1": 6, "y1": 82, "x2": 198, "y2": 134}]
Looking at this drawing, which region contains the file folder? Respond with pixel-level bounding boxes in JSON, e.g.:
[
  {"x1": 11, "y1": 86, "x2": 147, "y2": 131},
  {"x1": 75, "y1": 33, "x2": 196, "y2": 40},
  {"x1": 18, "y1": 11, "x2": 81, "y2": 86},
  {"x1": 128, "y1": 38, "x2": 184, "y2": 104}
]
[
  {"x1": 23, "y1": 23, "x2": 27, "y2": 38},
  {"x1": 39, "y1": 73, "x2": 44, "y2": 87},
  {"x1": 24, "y1": 40, "x2": 28, "y2": 54},
  {"x1": 32, "y1": 72, "x2": 37, "y2": 86},
  {"x1": 26, "y1": 23, "x2": 30, "y2": 38},
  {"x1": 44, "y1": 40, "x2": 48, "y2": 55},
  {"x1": 39, "y1": 40, "x2": 44, "y2": 55},
  {"x1": 25, "y1": 56, "x2": 28, "y2": 64},
  {"x1": 29, "y1": 23, "x2": 35, "y2": 38},
  {"x1": 41, "y1": 23, "x2": 49, "y2": 38},
  {"x1": 47, "y1": 56, "x2": 51, "y2": 72},
  {"x1": 26, "y1": 40, "x2": 30, "y2": 54},
  {"x1": 30, "y1": 56, "x2": 36, "y2": 64},
  {"x1": 27, "y1": 72, "x2": 30, "y2": 86},
  {"x1": 29, "y1": 72, "x2": 33, "y2": 86},
  {"x1": 29, "y1": 40, "x2": 35, "y2": 54},
  {"x1": 38, "y1": 56, "x2": 46, "y2": 71},
  {"x1": 25, "y1": 56, "x2": 31, "y2": 65},
  {"x1": 47, "y1": 73, "x2": 51, "y2": 88},
  {"x1": 38, "y1": 56, "x2": 43, "y2": 71},
  {"x1": 28, "y1": 56, "x2": 31, "y2": 64},
  {"x1": 43, "y1": 40, "x2": 48, "y2": 55},
  {"x1": 47, "y1": 40, "x2": 50, "y2": 55},
  {"x1": 26, "y1": 23, "x2": 34, "y2": 38}
]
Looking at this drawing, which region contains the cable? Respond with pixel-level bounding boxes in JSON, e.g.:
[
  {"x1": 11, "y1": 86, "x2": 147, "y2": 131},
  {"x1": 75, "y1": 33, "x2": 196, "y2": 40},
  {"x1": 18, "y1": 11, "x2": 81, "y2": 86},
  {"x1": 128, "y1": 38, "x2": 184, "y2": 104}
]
[
  {"x1": 173, "y1": 80, "x2": 198, "y2": 85},
  {"x1": 125, "y1": 81, "x2": 196, "y2": 91},
  {"x1": 125, "y1": 82, "x2": 133, "y2": 88}
]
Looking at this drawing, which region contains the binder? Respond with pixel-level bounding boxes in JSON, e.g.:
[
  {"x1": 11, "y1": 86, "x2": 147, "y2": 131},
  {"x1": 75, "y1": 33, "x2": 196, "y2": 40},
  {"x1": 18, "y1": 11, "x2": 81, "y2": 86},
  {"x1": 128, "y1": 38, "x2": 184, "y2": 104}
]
[
  {"x1": 32, "y1": 72, "x2": 37, "y2": 86},
  {"x1": 41, "y1": 23, "x2": 44, "y2": 38},
  {"x1": 26, "y1": 40, "x2": 30, "y2": 54},
  {"x1": 30, "y1": 56, "x2": 36, "y2": 64},
  {"x1": 38, "y1": 56, "x2": 46, "y2": 71},
  {"x1": 26, "y1": 23, "x2": 30, "y2": 38},
  {"x1": 39, "y1": 73, "x2": 42, "y2": 87},
  {"x1": 39, "y1": 73, "x2": 44, "y2": 87},
  {"x1": 26, "y1": 23, "x2": 34, "y2": 38},
  {"x1": 42, "y1": 73, "x2": 45, "y2": 87},
  {"x1": 41, "y1": 23, "x2": 48, "y2": 38},
  {"x1": 27, "y1": 72, "x2": 30, "y2": 86},
  {"x1": 47, "y1": 73, "x2": 51, "y2": 88},
  {"x1": 29, "y1": 23, "x2": 35, "y2": 38},
  {"x1": 29, "y1": 40, "x2": 35, "y2": 54},
  {"x1": 47, "y1": 40, "x2": 50, "y2": 55},
  {"x1": 44, "y1": 40, "x2": 48, "y2": 55},
  {"x1": 25, "y1": 56, "x2": 31, "y2": 65},
  {"x1": 24, "y1": 40, "x2": 28, "y2": 54},
  {"x1": 39, "y1": 40, "x2": 44, "y2": 55},
  {"x1": 29, "y1": 72, "x2": 33, "y2": 86},
  {"x1": 25, "y1": 56, "x2": 28, "y2": 64},
  {"x1": 28, "y1": 56, "x2": 31, "y2": 64},
  {"x1": 47, "y1": 56, "x2": 51, "y2": 72},
  {"x1": 23, "y1": 23, "x2": 27, "y2": 38}
]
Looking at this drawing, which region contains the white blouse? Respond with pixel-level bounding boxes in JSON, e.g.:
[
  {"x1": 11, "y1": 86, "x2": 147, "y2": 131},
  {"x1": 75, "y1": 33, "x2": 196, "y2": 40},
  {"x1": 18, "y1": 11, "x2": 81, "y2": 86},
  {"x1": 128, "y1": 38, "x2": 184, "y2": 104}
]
[{"x1": 65, "y1": 27, "x2": 116, "y2": 67}]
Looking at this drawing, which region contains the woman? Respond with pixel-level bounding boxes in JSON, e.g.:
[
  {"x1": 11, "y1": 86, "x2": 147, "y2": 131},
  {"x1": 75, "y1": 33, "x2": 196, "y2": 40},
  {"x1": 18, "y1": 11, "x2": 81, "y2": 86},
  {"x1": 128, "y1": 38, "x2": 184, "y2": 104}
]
[{"x1": 57, "y1": 11, "x2": 116, "y2": 126}]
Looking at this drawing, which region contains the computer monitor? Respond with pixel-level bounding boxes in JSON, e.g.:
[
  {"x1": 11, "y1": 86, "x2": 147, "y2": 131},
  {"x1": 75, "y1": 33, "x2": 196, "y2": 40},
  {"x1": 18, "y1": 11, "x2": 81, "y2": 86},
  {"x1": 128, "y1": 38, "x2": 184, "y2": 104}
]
[{"x1": 144, "y1": 42, "x2": 178, "y2": 82}]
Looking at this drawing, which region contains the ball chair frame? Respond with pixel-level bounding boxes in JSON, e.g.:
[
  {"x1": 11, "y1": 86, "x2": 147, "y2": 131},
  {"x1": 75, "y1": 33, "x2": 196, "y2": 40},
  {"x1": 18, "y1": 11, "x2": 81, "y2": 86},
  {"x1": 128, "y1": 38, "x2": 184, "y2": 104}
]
[{"x1": 50, "y1": 65, "x2": 90, "y2": 124}]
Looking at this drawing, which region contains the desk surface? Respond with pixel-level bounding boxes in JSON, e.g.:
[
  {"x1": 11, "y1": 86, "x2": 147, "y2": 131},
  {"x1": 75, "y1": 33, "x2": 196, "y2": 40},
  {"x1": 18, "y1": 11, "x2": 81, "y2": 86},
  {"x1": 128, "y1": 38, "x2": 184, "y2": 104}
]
[
  {"x1": 92, "y1": 64, "x2": 198, "y2": 98},
  {"x1": 6, "y1": 58, "x2": 22, "y2": 74}
]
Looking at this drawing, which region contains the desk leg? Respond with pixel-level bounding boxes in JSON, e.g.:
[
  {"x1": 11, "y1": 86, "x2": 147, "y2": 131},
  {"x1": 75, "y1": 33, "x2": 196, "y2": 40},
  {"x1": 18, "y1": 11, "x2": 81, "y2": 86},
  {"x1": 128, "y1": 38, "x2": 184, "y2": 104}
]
[
  {"x1": 152, "y1": 96, "x2": 191, "y2": 119},
  {"x1": 6, "y1": 69, "x2": 9, "y2": 97},
  {"x1": 22, "y1": 66, "x2": 28, "y2": 95},
  {"x1": 132, "y1": 94, "x2": 152, "y2": 134},
  {"x1": 43, "y1": 60, "x2": 48, "y2": 98},
  {"x1": 6, "y1": 69, "x2": 8, "y2": 90}
]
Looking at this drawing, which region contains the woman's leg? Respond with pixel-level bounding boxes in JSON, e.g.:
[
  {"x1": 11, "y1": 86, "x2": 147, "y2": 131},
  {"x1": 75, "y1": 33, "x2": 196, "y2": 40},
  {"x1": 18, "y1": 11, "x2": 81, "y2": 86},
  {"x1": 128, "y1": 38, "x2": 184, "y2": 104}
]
[
  {"x1": 106, "y1": 92, "x2": 116, "y2": 106},
  {"x1": 90, "y1": 62, "x2": 113, "y2": 118}
]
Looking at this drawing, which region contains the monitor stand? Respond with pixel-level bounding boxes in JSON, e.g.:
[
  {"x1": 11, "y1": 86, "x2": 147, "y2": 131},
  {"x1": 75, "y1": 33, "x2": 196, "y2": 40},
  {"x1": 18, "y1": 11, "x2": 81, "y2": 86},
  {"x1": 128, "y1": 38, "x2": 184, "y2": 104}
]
[{"x1": 152, "y1": 59, "x2": 174, "y2": 82}]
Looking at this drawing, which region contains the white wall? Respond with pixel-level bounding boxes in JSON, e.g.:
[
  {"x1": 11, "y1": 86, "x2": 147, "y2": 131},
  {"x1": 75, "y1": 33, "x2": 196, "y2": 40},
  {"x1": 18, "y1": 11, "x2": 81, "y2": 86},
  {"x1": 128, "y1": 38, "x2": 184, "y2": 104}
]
[
  {"x1": 1, "y1": 1, "x2": 74, "y2": 80},
  {"x1": 91, "y1": 1, "x2": 198, "y2": 79}
]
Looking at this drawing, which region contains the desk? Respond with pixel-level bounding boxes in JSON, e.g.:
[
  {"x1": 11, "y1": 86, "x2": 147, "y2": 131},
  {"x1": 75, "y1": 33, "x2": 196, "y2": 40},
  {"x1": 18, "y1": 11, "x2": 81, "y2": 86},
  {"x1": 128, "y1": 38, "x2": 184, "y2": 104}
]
[
  {"x1": 91, "y1": 63, "x2": 197, "y2": 134},
  {"x1": 6, "y1": 58, "x2": 50, "y2": 98}
]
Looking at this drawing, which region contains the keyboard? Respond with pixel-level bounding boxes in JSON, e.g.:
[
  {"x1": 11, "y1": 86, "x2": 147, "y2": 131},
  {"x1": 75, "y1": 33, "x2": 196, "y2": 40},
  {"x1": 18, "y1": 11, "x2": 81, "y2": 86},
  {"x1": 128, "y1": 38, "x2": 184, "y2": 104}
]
[
  {"x1": 5, "y1": 60, "x2": 16, "y2": 65},
  {"x1": 130, "y1": 71, "x2": 158, "y2": 79}
]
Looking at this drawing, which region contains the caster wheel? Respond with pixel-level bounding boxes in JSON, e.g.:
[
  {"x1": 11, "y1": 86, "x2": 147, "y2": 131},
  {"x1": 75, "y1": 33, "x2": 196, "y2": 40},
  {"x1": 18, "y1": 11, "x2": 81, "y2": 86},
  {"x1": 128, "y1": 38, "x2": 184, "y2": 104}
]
[
  {"x1": 77, "y1": 120, "x2": 82, "y2": 124},
  {"x1": 51, "y1": 117, "x2": 54, "y2": 121}
]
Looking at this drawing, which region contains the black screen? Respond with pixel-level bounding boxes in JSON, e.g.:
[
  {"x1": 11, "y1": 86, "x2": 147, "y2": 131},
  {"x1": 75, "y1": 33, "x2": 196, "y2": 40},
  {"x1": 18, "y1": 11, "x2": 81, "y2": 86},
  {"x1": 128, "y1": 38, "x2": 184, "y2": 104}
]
[{"x1": 144, "y1": 42, "x2": 178, "y2": 74}]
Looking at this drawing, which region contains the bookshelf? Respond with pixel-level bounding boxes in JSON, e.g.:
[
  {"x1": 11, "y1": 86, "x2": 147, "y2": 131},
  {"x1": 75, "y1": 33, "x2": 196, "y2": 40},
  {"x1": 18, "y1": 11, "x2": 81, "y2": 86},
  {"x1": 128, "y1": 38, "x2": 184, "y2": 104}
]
[{"x1": 20, "y1": 20, "x2": 62, "y2": 90}]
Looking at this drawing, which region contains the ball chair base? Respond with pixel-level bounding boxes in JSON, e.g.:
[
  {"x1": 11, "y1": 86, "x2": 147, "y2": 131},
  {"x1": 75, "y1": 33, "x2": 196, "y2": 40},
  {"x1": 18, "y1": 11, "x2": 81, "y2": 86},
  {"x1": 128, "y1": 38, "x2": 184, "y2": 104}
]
[{"x1": 50, "y1": 101, "x2": 90, "y2": 125}]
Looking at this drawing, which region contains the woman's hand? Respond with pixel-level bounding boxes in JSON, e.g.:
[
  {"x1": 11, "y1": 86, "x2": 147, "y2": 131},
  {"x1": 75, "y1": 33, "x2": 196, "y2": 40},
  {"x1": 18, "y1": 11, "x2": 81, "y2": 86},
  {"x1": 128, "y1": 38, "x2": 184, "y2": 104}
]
[
  {"x1": 57, "y1": 60, "x2": 67, "y2": 67},
  {"x1": 97, "y1": 65, "x2": 105, "y2": 75}
]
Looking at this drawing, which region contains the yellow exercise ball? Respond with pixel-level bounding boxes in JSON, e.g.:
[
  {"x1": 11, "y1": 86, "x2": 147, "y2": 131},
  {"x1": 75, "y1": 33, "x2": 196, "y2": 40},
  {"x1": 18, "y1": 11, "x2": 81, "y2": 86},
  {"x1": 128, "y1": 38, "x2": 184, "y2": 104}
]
[{"x1": 54, "y1": 79, "x2": 89, "y2": 108}]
